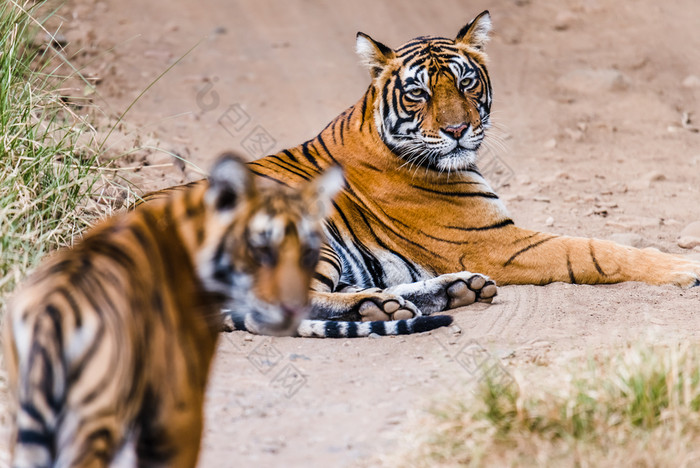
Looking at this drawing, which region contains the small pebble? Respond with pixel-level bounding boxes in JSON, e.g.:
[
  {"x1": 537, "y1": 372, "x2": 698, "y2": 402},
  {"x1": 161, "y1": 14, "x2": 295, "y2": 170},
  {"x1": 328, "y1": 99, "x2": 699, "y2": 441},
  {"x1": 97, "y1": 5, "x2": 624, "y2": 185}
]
[
  {"x1": 368, "y1": 333, "x2": 381, "y2": 339},
  {"x1": 627, "y1": 171, "x2": 665, "y2": 192},
  {"x1": 543, "y1": 138, "x2": 557, "y2": 149},
  {"x1": 609, "y1": 233, "x2": 646, "y2": 248},
  {"x1": 678, "y1": 221, "x2": 700, "y2": 249},
  {"x1": 565, "y1": 128, "x2": 584, "y2": 141},
  {"x1": 678, "y1": 237, "x2": 700, "y2": 249},
  {"x1": 682, "y1": 75, "x2": 700, "y2": 88},
  {"x1": 644, "y1": 171, "x2": 666, "y2": 182},
  {"x1": 545, "y1": 216, "x2": 554, "y2": 227},
  {"x1": 553, "y1": 10, "x2": 576, "y2": 31},
  {"x1": 515, "y1": 175, "x2": 532, "y2": 185}
]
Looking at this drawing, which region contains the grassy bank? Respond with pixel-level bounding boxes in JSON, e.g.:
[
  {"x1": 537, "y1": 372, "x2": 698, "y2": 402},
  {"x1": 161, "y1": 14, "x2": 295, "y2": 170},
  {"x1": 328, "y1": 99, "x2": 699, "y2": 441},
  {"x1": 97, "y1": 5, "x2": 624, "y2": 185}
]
[
  {"x1": 389, "y1": 343, "x2": 700, "y2": 467},
  {"x1": 0, "y1": 1, "x2": 112, "y2": 309}
]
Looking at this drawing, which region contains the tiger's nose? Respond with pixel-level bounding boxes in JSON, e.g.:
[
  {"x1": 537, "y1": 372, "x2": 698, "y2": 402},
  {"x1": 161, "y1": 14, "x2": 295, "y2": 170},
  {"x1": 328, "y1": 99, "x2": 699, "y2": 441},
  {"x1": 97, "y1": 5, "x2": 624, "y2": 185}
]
[
  {"x1": 442, "y1": 123, "x2": 469, "y2": 140},
  {"x1": 281, "y1": 303, "x2": 306, "y2": 319}
]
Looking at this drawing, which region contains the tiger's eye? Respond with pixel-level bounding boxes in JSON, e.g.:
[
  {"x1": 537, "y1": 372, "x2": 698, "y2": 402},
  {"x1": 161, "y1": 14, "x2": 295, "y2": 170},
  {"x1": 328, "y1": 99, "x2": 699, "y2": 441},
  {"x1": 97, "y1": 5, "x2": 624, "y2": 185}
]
[
  {"x1": 460, "y1": 77, "x2": 475, "y2": 89},
  {"x1": 407, "y1": 88, "x2": 427, "y2": 99}
]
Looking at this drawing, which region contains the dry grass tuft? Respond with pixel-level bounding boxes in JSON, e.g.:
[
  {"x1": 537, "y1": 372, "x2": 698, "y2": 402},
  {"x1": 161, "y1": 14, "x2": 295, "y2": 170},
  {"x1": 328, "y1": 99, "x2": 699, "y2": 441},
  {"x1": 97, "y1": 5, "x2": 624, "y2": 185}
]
[
  {"x1": 387, "y1": 342, "x2": 700, "y2": 467},
  {"x1": 0, "y1": 1, "x2": 127, "y2": 311}
]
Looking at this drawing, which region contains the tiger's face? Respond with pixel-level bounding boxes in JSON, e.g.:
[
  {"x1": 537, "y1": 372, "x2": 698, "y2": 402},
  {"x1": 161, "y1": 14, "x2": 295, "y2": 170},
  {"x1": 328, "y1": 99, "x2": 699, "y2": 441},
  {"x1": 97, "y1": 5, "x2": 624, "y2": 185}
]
[
  {"x1": 356, "y1": 10, "x2": 493, "y2": 172},
  {"x1": 198, "y1": 156, "x2": 344, "y2": 336}
]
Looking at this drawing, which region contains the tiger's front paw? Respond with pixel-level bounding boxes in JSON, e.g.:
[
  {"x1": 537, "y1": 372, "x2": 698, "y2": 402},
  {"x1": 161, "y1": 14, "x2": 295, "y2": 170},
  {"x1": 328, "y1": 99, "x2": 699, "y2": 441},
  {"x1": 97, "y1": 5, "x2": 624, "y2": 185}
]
[
  {"x1": 357, "y1": 294, "x2": 421, "y2": 322},
  {"x1": 444, "y1": 272, "x2": 498, "y2": 308}
]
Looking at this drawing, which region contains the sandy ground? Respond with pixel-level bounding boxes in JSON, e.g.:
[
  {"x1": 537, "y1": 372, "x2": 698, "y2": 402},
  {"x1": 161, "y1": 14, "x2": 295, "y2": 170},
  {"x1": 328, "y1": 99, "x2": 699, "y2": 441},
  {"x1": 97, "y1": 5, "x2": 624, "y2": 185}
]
[{"x1": 3, "y1": 0, "x2": 700, "y2": 466}]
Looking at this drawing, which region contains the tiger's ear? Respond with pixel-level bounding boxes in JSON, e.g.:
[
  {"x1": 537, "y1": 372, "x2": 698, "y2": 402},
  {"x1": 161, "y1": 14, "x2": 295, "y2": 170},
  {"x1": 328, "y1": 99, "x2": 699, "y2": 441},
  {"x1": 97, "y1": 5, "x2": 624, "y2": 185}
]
[
  {"x1": 304, "y1": 166, "x2": 345, "y2": 220},
  {"x1": 356, "y1": 32, "x2": 395, "y2": 78},
  {"x1": 206, "y1": 152, "x2": 253, "y2": 212},
  {"x1": 455, "y1": 10, "x2": 492, "y2": 51}
]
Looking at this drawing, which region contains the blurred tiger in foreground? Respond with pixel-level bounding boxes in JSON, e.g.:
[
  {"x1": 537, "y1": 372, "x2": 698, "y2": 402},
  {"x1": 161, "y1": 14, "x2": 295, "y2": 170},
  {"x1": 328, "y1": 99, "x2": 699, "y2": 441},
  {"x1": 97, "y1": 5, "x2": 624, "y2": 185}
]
[
  {"x1": 141, "y1": 10, "x2": 699, "y2": 327},
  {"x1": 2, "y1": 154, "x2": 352, "y2": 468}
]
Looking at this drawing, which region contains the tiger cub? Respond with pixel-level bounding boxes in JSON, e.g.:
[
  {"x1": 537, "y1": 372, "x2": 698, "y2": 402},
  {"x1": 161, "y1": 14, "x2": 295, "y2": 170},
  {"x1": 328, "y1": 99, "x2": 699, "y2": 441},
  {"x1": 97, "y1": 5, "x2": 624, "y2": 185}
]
[{"x1": 2, "y1": 153, "x2": 342, "y2": 468}]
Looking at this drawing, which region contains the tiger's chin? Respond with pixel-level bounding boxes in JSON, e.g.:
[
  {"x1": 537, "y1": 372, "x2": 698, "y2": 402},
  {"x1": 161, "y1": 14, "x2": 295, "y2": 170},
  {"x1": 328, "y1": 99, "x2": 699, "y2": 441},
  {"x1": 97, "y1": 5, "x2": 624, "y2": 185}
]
[{"x1": 435, "y1": 147, "x2": 479, "y2": 172}]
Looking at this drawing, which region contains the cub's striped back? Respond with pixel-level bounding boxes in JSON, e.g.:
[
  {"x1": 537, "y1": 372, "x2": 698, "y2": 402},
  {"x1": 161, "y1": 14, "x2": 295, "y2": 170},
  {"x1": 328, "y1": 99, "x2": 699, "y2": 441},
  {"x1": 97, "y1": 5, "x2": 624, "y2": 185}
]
[{"x1": 3, "y1": 153, "x2": 341, "y2": 467}]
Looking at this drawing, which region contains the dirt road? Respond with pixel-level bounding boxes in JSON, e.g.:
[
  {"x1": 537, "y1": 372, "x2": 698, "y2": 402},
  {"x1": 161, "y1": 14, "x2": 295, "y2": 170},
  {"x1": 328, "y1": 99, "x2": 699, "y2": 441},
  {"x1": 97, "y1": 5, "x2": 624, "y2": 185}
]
[{"x1": 3, "y1": 0, "x2": 699, "y2": 466}]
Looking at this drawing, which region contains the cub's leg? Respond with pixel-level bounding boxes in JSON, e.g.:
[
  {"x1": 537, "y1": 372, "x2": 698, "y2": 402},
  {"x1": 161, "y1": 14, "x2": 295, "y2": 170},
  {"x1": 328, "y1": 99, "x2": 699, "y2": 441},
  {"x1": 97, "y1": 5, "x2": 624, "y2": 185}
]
[
  {"x1": 135, "y1": 404, "x2": 204, "y2": 468},
  {"x1": 384, "y1": 271, "x2": 497, "y2": 314}
]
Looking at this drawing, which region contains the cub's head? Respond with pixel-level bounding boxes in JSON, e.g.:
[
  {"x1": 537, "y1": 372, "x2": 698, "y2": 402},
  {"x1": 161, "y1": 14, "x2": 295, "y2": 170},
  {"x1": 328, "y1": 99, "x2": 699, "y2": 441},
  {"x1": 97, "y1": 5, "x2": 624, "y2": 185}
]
[
  {"x1": 198, "y1": 153, "x2": 343, "y2": 336},
  {"x1": 356, "y1": 10, "x2": 492, "y2": 172}
]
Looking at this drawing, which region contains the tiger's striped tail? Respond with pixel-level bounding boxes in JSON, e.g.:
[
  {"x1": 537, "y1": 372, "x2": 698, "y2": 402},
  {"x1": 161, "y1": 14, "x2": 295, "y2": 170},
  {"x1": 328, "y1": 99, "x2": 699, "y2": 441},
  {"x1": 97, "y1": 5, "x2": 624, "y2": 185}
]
[
  {"x1": 225, "y1": 313, "x2": 453, "y2": 338},
  {"x1": 296, "y1": 315, "x2": 453, "y2": 338}
]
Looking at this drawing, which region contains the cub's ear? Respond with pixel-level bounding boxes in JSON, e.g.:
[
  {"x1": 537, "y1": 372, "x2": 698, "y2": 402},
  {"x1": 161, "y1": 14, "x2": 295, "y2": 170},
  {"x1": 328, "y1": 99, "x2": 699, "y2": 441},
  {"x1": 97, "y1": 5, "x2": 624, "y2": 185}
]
[
  {"x1": 455, "y1": 10, "x2": 492, "y2": 51},
  {"x1": 356, "y1": 32, "x2": 395, "y2": 79},
  {"x1": 206, "y1": 152, "x2": 253, "y2": 212},
  {"x1": 304, "y1": 166, "x2": 345, "y2": 220}
]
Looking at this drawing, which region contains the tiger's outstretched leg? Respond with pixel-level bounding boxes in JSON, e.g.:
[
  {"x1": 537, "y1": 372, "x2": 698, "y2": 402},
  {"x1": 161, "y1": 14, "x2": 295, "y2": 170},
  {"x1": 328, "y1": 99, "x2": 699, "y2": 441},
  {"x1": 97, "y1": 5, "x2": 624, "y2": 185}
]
[{"x1": 467, "y1": 226, "x2": 700, "y2": 287}]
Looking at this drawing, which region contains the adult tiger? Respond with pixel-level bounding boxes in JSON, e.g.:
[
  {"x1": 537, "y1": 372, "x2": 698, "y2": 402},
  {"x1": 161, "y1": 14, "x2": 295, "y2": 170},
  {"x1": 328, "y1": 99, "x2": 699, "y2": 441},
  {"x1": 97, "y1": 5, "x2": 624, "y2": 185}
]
[
  {"x1": 141, "y1": 10, "x2": 700, "y2": 325},
  {"x1": 5, "y1": 154, "x2": 447, "y2": 468}
]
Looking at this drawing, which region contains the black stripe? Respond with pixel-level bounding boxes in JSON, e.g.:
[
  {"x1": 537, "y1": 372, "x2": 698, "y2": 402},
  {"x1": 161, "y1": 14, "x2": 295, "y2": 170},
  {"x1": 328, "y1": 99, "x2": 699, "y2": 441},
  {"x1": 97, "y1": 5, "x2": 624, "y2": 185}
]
[
  {"x1": 370, "y1": 321, "x2": 387, "y2": 336},
  {"x1": 56, "y1": 286, "x2": 82, "y2": 327},
  {"x1": 512, "y1": 232, "x2": 540, "y2": 244},
  {"x1": 247, "y1": 167, "x2": 292, "y2": 187},
  {"x1": 589, "y1": 241, "x2": 607, "y2": 277},
  {"x1": 281, "y1": 149, "x2": 299, "y2": 164},
  {"x1": 300, "y1": 141, "x2": 322, "y2": 170},
  {"x1": 359, "y1": 93, "x2": 370, "y2": 132},
  {"x1": 397, "y1": 320, "x2": 409, "y2": 335},
  {"x1": 44, "y1": 305, "x2": 63, "y2": 351},
  {"x1": 312, "y1": 272, "x2": 335, "y2": 291},
  {"x1": 338, "y1": 112, "x2": 346, "y2": 143},
  {"x1": 345, "y1": 321, "x2": 358, "y2": 338},
  {"x1": 445, "y1": 219, "x2": 514, "y2": 232},
  {"x1": 331, "y1": 206, "x2": 382, "y2": 287},
  {"x1": 268, "y1": 153, "x2": 314, "y2": 174},
  {"x1": 566, "y1": 254, "x2": 577, "y2": 284},
  {"x1": 82, "y1": 241, "x2": 136, "y2": 272},
  {"x1": 315, "y1": 134, "x2": 340, "y2": 165},
  {"x1": 410, "y1": 185, "x2": 499, "y2": 199},
  {"x1": 17, "y1": 429, "x2": 52, "y2": 448},
  {"x1": 411, "y1": 315, "x2": 453, "y2": 333},
  {"x1": 355, "y1": 209, "x2": 424, "y2": 282},
  {"x1": 249, "y1": 160, "x2": 311, "y2": 181},
  {"x1": 324, "y1": 321, "x2": 341, "y2": 338},
  {"x1": 19, "y1": 403, "x2": 48, "y2": 429},
  {"x1": 35, "y1": 346, "x2": 60, "y2": 413},
  {"x1": 184, "y1": 185, "x2": 199, "y2": 218},
  {"x1": 232, "y1": 313, "x2": 247, "y2": 331},
  {"x1": 504, "y1": 236, "x2": 557, "y2": 267},
  {"x1": 319, "y1": 247, "x2": 342, "y2": 272}
]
